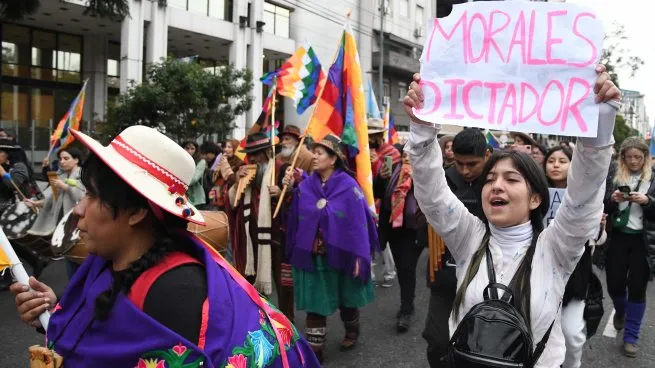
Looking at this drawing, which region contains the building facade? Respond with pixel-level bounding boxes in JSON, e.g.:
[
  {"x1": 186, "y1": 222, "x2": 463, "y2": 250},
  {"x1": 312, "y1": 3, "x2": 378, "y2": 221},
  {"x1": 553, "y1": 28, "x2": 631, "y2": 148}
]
[{"x1": 620, "y1": 89, "x2": 649, "y2": 137}]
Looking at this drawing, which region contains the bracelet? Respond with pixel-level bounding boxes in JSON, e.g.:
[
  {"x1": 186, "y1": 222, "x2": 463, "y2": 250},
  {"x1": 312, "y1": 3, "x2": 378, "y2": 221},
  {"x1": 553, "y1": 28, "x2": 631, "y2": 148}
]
[{"x1": 2, "y1": 172, "x2": 10, "y2": 180}]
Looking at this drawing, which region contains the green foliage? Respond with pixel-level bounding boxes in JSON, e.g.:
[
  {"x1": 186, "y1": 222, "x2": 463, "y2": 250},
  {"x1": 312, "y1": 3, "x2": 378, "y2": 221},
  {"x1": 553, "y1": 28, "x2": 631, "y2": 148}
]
[
  {"x1": 0, "y1": 0, "x2": 142, "y2": 21},
  {"x1": 613, "y1": 114, "x2": 638, "y2": 149},
  {"x1": 101, "y1": 58, "x2": 253, "y2": 144}
]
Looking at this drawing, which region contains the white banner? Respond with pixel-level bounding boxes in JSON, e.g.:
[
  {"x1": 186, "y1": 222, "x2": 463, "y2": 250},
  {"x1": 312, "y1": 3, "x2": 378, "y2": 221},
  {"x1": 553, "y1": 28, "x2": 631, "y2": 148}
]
[
  {"x1": 544, "y1": 188, "x2": 566, "y2": 227},
  {"x1": 415, "y1": 1, "x2": 604, "y2": 137}
]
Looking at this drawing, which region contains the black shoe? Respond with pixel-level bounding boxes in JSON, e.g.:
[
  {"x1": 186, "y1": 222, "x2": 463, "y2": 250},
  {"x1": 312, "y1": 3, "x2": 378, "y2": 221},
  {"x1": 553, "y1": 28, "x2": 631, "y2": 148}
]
[{"x1": 396, "y1": 312, "x2": 413, "y2": 334}]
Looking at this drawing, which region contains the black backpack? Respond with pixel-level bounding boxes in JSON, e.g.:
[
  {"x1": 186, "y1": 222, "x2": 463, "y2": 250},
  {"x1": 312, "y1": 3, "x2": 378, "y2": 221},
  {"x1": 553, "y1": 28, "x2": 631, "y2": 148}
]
[{"x1": 448, "y1": 246, "x2": 554, "y2": 367}]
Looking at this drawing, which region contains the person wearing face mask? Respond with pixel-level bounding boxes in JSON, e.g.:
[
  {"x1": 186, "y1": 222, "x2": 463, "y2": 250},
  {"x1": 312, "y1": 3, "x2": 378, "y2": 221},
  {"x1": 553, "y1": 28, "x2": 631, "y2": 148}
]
[
  {"x1": 26, "y1": 148, "x2": 86, "y2": 278},
  {"x1": 228, "y1": 131, "x2": 299, "y2": 321},
  {"x1": 404, "y1": 65, "x2": 620, "y2": 367},
  {"x1": 276, "y1": 125, "x2": 314, "y2": 173},
  {"x1": 286, "y1": 134, "x2": 378, "y2": 363},
  {"x1": 544, "y1": 146, "x2": 607, "y2": 368},
  {"x1": 604, "y1": 137, "x2": 655, "y2": 358}
]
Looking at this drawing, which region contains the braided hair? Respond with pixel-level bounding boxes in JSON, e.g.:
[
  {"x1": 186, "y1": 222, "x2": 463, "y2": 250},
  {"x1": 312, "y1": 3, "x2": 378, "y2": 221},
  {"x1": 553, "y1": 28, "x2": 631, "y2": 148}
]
[{"x1": 81, "y1": 153, "x2": 189, "y2": 320}]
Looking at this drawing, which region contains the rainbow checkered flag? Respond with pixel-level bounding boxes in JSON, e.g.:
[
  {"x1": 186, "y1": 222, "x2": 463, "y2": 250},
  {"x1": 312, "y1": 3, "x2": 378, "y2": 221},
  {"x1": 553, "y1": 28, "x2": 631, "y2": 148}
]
[
  {"x1": 305, "y1": 21, "x2": 375, "y2": 213},
  {"x1": 50, "y1": 79, "x2": 88, "y2": 155},
  {"x1": 261, "y1": 42, "x2": 326, "y2": 115}
]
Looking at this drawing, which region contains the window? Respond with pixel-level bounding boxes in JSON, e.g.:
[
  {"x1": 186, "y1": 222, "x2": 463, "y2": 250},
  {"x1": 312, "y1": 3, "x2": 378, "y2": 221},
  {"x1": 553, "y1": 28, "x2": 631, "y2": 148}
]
[
  {"x1": 416, "y1": 5, "x2": 425, "y2": 23},
  {"x1": 399, "y1": 0, "x2": 409, "y2": 17},
  {"x1": 31, "y1": 30, "x2": 57, "y2": 81},
  {"x1": 398, "y1": 82, "x2": 407, "y2": 102},
  {"x1": 209, "y1": 0, "x2": 233, "y2": 21},
  {"x1": 2, "y1": 24, "x2": 30, "y2": 78},
  {"x1": 56, "y1": 34, "x2": 82, "y2": 83},
  {"x1": 263, "y1": 2, "x2": 290, "y2": 38},
  {"x1": 383, "y1": 82, "x2": 390, "y2": 102},
  {"x1": 107, "y1": 42, "x2": 120, "y2": 90},
  {"x1": 168, "y1": 0, "x2": 187, "y2": 10},
  {"x1": 188, "y1": 0, "x2": 209, "y2": 15}
]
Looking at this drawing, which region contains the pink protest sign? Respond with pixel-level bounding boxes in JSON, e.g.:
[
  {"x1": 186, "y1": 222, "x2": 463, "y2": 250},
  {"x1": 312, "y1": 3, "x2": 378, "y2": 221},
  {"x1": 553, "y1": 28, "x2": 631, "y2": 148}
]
[{"x1": 415, "y1": 1, "x2": 604, "y2": 137}]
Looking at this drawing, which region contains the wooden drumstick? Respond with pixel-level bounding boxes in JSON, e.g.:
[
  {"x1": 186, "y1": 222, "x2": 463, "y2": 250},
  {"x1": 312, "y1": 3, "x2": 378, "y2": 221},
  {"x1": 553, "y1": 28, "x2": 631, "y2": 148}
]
[{"x1": 273, "y1": 134, "x2": 307, "y2": 219}]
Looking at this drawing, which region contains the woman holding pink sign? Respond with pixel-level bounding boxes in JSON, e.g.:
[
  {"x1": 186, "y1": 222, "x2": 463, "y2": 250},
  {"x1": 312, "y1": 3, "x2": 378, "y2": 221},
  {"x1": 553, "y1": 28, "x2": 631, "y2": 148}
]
[{"x1": 403, "y1": 64, "x2": 619, "y2": 367}]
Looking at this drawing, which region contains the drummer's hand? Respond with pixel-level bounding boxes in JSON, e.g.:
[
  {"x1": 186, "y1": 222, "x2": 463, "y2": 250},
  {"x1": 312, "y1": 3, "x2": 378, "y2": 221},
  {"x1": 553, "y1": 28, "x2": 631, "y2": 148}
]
[
  {"x1": 53, "y1": 179, "x2": 68, "y2": 191},
  {"x1": 403, "y1": 73, "x2": 432, "y2": 126},
  {"x1": 268, "y1": 185, "x2": 282, "y2": 198},
  {"x1": 10, "y1": 277, "x2": 57, "y2": 328},
  {"x1": 24, "y1": 199, "x2": 37, "y2": 208},
  {"x1": 594, "y1": 64, "x2": 621, "y2": 103}
]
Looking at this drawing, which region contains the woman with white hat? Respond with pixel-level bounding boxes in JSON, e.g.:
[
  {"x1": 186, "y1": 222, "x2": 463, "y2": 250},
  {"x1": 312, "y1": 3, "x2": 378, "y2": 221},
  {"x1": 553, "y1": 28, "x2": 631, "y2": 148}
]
[{"x1": 10, "y1": 126, "x2": 319, "y2": 368}]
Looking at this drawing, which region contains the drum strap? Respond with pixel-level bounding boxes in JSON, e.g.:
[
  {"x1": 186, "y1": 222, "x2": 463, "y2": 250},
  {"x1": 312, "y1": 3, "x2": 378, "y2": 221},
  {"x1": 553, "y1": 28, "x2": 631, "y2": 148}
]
[{"x1": 127, "y1": 252, "x2": 202, "y2": 311}]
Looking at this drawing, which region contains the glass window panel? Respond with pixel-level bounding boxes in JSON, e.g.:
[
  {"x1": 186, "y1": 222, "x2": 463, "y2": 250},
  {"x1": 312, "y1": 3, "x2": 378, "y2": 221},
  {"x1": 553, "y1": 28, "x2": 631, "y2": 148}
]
[
  {"x1": 57, "y1": 34, "x2": 82, "y2": 73},
  {"x1": 188, "y1": 0, "x2": 208, "y2": 15},
  {"x1": 1, "y1": 84, "x2": 29, "y2": 130},
  {"x1": 58, "y1": 71, "x2": 81, "y2": 84},
  {"x1": 208, "y1": 0, "x2": 225, "y2": 19},
  {"x1": 32, "y1": 30, "x2": 56, "y2": 69},
  {"x1": 2, "y1": 24, "x2": 30, "y2": 65},
  {"x1": 264, "y1": 3, "x2": 276, "y2": 12},
  {"x1": 275, "y1": 15, "x2": 289, "y2": 38},
  {"x1": 400, "y1": 0, "x2": 409, "y2": 17},
  {"x1": 276, "y1": 7, "x2": 290, "y2": 17},
  {"x1": 416, "y1": 5, "x2": 424, "y2": 22},
  {"x1": 54, "y1": 89, "x2": 79, "y2": 125},
  {"x1": 263, "y1": 11, "x2": 275, "y2": 34},
  {"x1": 31, "y1": 88, "x2": 55, "y2": 128},
  {"x1": 168, "y1": 0, "x2": 187, "y2": 10}
]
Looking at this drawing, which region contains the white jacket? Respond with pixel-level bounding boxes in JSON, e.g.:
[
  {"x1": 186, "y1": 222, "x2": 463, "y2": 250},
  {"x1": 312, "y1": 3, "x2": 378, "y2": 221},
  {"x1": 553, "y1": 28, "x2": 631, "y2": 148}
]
[{"x1": 406, "y1": 103, "x2": 617, "y2": 367}]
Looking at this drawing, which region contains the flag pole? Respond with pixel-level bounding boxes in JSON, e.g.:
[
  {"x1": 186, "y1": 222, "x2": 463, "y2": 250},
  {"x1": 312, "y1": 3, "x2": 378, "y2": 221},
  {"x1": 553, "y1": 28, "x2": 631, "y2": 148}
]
[
  {"x1": 272, "y1": 133, "x2": 307, "y2": 219},
  {"x1": 270, "y1": 80, "x2": 277, "y2": 187},
  {"x1": 0, "y1": 227, "x2": 50, "y2": 329}
]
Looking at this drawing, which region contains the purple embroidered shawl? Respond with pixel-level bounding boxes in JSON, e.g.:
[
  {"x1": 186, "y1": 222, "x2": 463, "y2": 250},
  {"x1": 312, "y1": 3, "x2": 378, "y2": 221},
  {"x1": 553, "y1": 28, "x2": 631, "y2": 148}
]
[
  {"x1": 286, "y1": 170, "x2": 379, "y2": 282},
  {"x1": 46, "y1": 234, "x2": 319, "y2": 368}
]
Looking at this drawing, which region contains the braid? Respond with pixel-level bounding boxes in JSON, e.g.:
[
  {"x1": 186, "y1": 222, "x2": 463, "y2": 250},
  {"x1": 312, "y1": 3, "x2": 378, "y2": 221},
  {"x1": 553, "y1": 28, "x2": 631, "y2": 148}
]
[{"x1": 94, "y1": 229, "x2": 179, "y2": 321}]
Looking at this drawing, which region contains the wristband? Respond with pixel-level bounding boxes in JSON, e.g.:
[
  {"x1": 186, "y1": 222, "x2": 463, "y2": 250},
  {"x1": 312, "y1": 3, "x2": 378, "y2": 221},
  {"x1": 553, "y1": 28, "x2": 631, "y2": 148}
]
[
  {"x1": 64, "y1": 178, "x2": 77, "y2": 187},
  {"x1": 2, "y1": 172, "x2": 10, "y2": 180}
]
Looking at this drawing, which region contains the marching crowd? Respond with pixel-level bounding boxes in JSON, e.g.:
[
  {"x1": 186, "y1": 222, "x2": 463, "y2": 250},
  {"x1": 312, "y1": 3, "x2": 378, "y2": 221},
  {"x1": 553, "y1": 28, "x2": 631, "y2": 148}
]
[{"x1": 0, "y1": 63, "x2": 652, "y2": 368}]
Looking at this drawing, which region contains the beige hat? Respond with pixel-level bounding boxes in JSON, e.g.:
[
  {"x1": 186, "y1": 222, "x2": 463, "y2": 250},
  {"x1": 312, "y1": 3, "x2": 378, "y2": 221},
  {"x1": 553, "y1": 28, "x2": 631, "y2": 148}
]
[
  {"x1": 367, "y1": 117, "x2": 387, "y2": 135},
  {"x1": 71, "y1": 126, "x2": 205, "y2": 225}
]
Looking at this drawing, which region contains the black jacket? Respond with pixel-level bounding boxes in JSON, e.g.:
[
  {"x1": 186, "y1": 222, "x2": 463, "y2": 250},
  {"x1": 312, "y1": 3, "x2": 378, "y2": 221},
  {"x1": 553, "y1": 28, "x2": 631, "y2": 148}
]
[
  {"x1": 604, "y1": 166, "x2": 655, "y2": 275},
  {"x1": 428, "y1": 167, "x2": 485, "y2": 290}
]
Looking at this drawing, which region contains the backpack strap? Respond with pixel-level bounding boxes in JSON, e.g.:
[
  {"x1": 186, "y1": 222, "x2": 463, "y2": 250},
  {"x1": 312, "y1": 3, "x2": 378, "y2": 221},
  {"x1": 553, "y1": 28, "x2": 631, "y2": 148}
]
[
  {"x1": 484, "y1": 247, "x2": 499, "y2": 300},
  {"x1": 530, "y1": 319, "x2": 555, "y2": 366},
  {"x1": 127, "y1": 251, "x2": 203, "y2": 310}
]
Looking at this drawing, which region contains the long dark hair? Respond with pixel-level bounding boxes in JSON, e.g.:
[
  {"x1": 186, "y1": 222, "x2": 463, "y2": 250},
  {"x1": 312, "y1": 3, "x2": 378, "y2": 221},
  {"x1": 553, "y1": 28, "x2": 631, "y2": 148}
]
[
  {"x1": 81, "y1": 153, "x2": 188, "y2": 320},
  {"x1": 453, "y1": 151, "x2": 550, "y2": 324},
  {"x1": 543, "y1": 147, "x2": 572, "y2": 187}
]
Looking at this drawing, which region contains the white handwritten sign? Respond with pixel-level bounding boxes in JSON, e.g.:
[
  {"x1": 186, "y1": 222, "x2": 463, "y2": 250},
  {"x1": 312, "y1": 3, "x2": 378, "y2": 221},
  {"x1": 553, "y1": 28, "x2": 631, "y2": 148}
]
[
  {"x1": 544, "y1": 188, "x2": 566, "y2": 227},
  {"x1": 415, "y1": 2, "x2": 604, "y2": 137}
]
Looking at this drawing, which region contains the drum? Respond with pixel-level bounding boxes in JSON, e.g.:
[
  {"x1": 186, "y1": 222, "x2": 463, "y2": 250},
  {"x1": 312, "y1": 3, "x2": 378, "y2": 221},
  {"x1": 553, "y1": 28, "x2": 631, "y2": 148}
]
[
  {"x1": 187, "y1": 211, "x2": 229, "y2": 254},
  {"x1": 51, "y1": 209, "x2": 88, "y2": 264},
  {"x1": 0, "y1": 201, "x2": 51, "y2": 255}
]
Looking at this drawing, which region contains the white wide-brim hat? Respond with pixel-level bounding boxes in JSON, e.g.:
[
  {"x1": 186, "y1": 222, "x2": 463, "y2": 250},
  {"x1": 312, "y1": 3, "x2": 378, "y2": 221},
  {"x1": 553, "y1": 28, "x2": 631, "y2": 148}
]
[{"x1": 71, "y1": 126, "x2": 205, "y2": 225}]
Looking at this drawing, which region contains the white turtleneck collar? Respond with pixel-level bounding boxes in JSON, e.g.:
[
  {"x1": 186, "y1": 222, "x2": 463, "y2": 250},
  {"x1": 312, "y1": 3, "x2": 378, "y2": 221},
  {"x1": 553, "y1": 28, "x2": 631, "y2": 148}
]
[{"x1": 489, "y1": 221, "x2": 533, "y2": 270}]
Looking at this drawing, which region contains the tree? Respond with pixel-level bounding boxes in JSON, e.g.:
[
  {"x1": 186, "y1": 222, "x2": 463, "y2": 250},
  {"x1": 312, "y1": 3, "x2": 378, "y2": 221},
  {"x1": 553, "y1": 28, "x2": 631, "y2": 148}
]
[
  {"x1": 613, "y1": 114, "x2": 638, "y2": 149},
  {"x1": 0, "y1": 0, "x2": 166, "y2": 21},
  {"x1": 600, "y1": 23, "x2": 644, "y2": 88},
  {"x1": 101, "y1": 58, "x2": 253, "y2": 144}
]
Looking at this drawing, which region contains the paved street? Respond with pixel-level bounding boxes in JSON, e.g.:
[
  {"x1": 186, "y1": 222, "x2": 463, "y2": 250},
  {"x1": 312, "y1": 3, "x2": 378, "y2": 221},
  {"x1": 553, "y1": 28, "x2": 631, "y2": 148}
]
[{"x1": 1, "y1": 251, "x2": 654, "y2": 367}]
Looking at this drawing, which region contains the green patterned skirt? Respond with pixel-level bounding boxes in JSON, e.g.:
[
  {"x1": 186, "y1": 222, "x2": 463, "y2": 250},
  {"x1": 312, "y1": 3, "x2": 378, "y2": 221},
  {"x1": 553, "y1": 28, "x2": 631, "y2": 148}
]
[{"x1": 293, "y1": 255, "x2": 375, "y2": 316}]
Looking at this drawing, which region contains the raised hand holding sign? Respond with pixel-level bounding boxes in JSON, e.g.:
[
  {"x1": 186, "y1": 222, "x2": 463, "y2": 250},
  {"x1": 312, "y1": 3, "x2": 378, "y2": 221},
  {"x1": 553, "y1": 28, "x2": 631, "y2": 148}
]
[{"x1": 413, "y1": 1, "x2": 606, "y2": 137}]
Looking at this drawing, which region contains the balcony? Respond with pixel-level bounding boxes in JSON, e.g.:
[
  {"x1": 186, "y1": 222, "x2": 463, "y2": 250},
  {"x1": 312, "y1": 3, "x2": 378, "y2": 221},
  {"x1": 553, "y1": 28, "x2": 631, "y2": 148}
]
[{"x1": 372, "y1": 49, "x2": 420, "y2": 76}]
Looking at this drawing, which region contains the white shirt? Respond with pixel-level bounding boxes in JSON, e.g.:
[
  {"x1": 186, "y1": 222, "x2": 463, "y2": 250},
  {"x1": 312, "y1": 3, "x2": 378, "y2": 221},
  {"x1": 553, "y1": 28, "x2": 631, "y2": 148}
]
[{"x1": 406, "y1": 105, "x2": 616, "y2": 367}]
